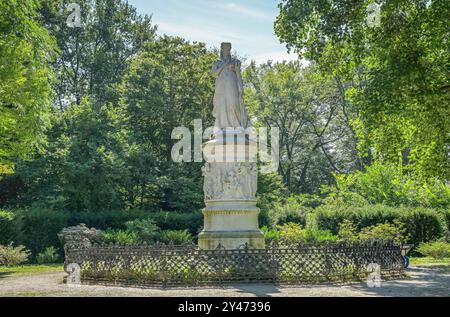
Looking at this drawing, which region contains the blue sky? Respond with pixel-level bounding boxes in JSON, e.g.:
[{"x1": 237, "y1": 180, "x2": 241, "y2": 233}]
[{"x1": 127, "y1": 0, "x2": 297, "y2": 64}]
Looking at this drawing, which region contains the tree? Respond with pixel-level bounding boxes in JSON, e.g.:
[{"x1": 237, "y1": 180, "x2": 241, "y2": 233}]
[
  {"x1": 120, "y1": 36, "x2": 216, "y2": 210},
  {"x1": 0, "y1": 0, "x2": 58, "y2": 172},
  {"x1": 275, "y1": 0, "x2": 450, "y2": 180},
  {"x1": 40, "y1": 0, "x2": 156, "y2": 109},
  {"x1": 11, "y1": 99, "x2": 130, "y2": 211},
  {"x1": 244, "y1": 61, "x2": 360, "y2": 193}
]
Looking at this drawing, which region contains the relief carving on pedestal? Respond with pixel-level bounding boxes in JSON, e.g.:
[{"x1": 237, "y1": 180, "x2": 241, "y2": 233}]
[{"x1": 202, "y1": 162, "x2": 257, "y2": 201}]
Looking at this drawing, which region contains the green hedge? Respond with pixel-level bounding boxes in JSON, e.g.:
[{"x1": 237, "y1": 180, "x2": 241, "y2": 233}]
[
  {"x1": 146, "y1": 211, "x2": 203, "y2": 235},
  {"x1": 0, "y1": 210, "x2": 19, "y2": 245},
  {"x1": 14, "y1": 209, "x2": 70, "y2": 256},
  {"x1": 439, "y1": 209, "x2": 450, "y2": 232},
  {"x1": 67, "y1": 210, "x2": 149, "y2": 230},
  {"x1": 311, "y1": 204, "x2": 446, "y2": 246},
  {"x1": 0, "y1": 209, "x2": 204, "y2": 258}
]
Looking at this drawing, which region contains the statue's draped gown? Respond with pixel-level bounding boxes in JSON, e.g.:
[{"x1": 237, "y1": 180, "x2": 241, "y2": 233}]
[{"x1": 212, "y1": 58, "x2": 248, "y2": 129}]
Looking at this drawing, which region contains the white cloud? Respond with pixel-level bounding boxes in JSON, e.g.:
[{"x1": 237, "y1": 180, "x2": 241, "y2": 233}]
[
  {"x1": 221, "y1": 2, "x2": 273, "y2": 21},
  {"x1": 155, "y1": 21, "x2": 245, "y2": 43}
]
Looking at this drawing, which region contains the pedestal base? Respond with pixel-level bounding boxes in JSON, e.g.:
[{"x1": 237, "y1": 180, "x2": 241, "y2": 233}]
[
  {"x1": 199, "y1": 131, "x2": 265, "y2": 250},
  {"x1": 198, "y1": 230, "x2": 265, "y2": 250},
  {"x1": 197, "y1": 205, "x2": 265, "y2": 250}
]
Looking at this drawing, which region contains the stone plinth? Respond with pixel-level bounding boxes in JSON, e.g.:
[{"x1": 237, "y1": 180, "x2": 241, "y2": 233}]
[{"x1": 198, "y1": 131, "x2": 265, "y2": 250}]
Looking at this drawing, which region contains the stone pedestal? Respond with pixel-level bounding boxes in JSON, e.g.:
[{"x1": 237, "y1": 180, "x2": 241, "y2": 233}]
[{"x1": 198, "y1": 130, "x2": 265, "y2": 250}]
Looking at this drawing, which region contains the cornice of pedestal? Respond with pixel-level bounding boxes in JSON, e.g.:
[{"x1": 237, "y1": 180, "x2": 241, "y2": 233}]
[{"x1": 202, "y1": 209, "x2": 260, "y2": 216}]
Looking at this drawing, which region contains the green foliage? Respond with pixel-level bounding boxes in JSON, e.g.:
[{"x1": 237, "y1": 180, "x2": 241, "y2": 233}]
[
  {"x1": 41, "y1": 0, "x2": 157, "y2": 107},
  {"x1": 277, "y1": 223, "x2": 305, "y2": 243},
  {"x1": 313, "y1": 204, "x2": 446, "y2": 246},
  {"x1": 0, "y1": 0, "x2": 57, "y2": 170},
  {"x1": 358, "y1": 220, "x2": 409, "y2": 244},
  {"x1": 36, "y1": 246, "x2": 59, "y2": 264},
  {"x1": 245, "y1": 62, "x2": 360, "y2": 194},
  {"x1": 338, "y1": 220, "x2": 359, "y2": 242},
  {"x1": 265, "y1": 223, "x2": 337, "y2": 243},
  {"x1": 416, "y1": 241, "x2": 450, "y2": 259},
  {"x1": 125, "y1": 219, "x2": 160, "y2": 243},
  {"x1": 261, "y1": 226, "x2": 280, "y2": 243},
  {"x1": 100, "y1": 230, "x2": 140, "y2": 245},
  {"x1": 68, "y1": 210, "x2": 149, "y2": 230},
  {"x1": 0, "y1": 244, "x2": 30, "y2": 266},
  {"x1": 257, "y1": 172, "x2": 289, "y2": 226},
  {"x1": 267, "y1": 199, "x2": 311, "y2": 227},
  {"x1": 158, "y1": 230, "x2": 192, "y2": 245},
  {"x1": 275, "y1": 0, "x2": 449, "y2": 180},
  {"x1": 303, "y1": 228, "x2": 337, "y2": 243},
  {"x1": 0, "y1": 210, "x2": 19, "y2": 245},
  {"x1": 15, "y1": 209, "x2": 69, "y2": 256},
  {"x1": 147, "y1": 211, "x2": 203, "y2": 235},
  {"x1": 119, "y1": 36, "x2": 216, "y2": 211},
  {"x1": 327, "y1": 162, "x2": 450, "y2": 208}
]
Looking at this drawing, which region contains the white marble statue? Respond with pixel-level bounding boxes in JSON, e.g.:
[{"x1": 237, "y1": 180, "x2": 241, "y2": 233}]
[
  {"x1": 212, "y1": 42, "x2": 249, "y2": 129},
  {"x1": 198, "y1": 42, "x2": 264, "y2": 250}
]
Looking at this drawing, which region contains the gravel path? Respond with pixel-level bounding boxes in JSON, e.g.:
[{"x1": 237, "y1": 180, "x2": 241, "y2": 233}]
[{"x1": 0, "y1": 265, "x2": 448, "y2": 297}]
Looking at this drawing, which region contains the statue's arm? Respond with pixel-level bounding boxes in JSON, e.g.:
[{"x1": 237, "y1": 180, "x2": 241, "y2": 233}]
[{"x1": 212, "y1": 60, "x2": 226, "y2": 77}]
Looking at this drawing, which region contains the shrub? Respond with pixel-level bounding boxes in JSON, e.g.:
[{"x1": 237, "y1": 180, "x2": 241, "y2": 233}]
[
  {"x1": 68, "y1": 210, "x2": 149, "y2": 230},
  {"x1": 358, "y1": 220, "x2": 409, "y2": 244},
  {"x1": 312, "y1": 204, "x2": 446, "y2": 246},
  {"x1": 15, "y1": 209, "x2": 69, "y2": 257},
  {"x1": 100, "y1": 230, "x2": 140, "y2": 245},
  {"x1": 398, "y1": 207, "x2": 445, "y2": 245},
  {"x1": 257, "y1": 173, "x2": 289, "y2": 226},
  {"x1": 277, "y1": 223, "x2": 305, "y2": 243},
  {"x1": 0, "y1": 210, "x2": 18, "y2": 245},
  {"x1": 267, "y1": 199, "x2": 311, "y2": 227},
  {"x1": 338, "y1": 220, "x2": 359, "y2": 242},
  {"x1": 125, "y1": 219, "x2": 160, "y2": 243},
  {"x1": 328, "y1": 162, "x2": 450, "y2": 208},
  {"x1": 0, "y1": 244, "x2": 30, "y2": 266},
  {"x1": 261, "y1": 226, "x2": 280, "y2": 242},
  {"x1": 36, "y1": 246, "x2": 60, "y2": 264},
  {"x1": 416, "y1": 241, "x2": 450, "y2": 259},
  {"x1": 303, "y1": 228, "x2": 337, "y2": 242},
  {"x1": 147, "y1": 211, "x2": 203, "y2": 235},
  {"x1": 265, "y1": 223, "x2": 337, "y2": 243},
  {"x1": 158, "y1": 230, "x2": 192, "y2": 245}
]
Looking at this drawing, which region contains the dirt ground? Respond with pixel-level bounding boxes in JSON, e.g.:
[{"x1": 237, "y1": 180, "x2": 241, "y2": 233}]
[{"x1": 0, "y1": 265, "x2": 448, "y2": 297}]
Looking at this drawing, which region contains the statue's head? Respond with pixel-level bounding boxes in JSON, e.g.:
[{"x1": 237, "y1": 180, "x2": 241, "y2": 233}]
[{"x1": 220, "y1": 42, "x2": 232, "y2": 59}]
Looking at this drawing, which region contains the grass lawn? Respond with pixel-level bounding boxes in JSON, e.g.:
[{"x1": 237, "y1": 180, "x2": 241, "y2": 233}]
[
  {"x1": 409, "y1": 257, "x2": 450, "y2": 266},
  {"x1": 0, "y1": 264, "x2": 63, "y2": 277}
]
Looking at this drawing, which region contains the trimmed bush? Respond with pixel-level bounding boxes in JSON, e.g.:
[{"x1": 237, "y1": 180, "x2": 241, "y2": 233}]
[
  {"x1": 68, "y1": 210, "x2": 149, "y2": 230},
  {"x1": 267, "y1": 200, "x2": 311, "y2": 227},
  {"x1": 261, "y1": 226, "x2": 280, "y2": 242},
  {"x1": 100, "y1": 230, "x2": 140, "y2": 245},
  {"x1": 265, "y1": 223, "x2": 337, "y2": 244},
  {"x1": 147, "y1": 211, "x2": 203, "y2": 235},
  {"x1": 36, "y1": 246, "x2": 60, "y2": 264},
  {"x1": 158, "y1": 230, "x2": 192, "y2": 245},
  {"x1": 0, "y1": 210, "x2": 18, "y2": 245},
  {"x1": 416, "y1": 241, "x2": 450, "y2": 259},
  {"x1": 312, "y1": 204, "x2": 446, "y2": 246},
  {"x1": 125, "y1": 219, "x2": 160, "y2": 243},
  {"x1": 358, "y1": 221, "x2": 408, "y2": 244},
  {"x1": 70, "y1": 210, "x2": 202, "y2": 234},
  {"x1": 15, "y1": 209, "x2": 70, "y2": 257},
  {"x1": 0, "y1": 244, "x2": 30, "y2": 266}
]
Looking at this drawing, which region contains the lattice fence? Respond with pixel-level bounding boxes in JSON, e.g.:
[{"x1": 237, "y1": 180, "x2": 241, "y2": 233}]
[{"x1": 64, "y1": 241, "x2": 404, "y2": 286}]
